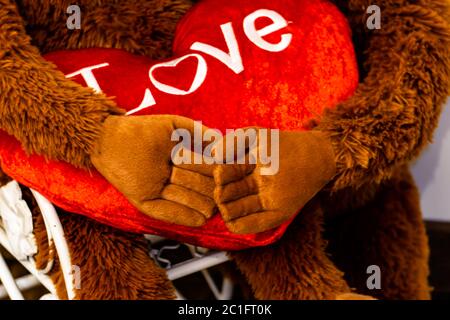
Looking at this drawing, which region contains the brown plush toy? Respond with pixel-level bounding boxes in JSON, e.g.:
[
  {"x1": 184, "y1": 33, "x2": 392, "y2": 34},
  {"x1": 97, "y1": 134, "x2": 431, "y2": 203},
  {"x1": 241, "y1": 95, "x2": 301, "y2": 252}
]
[{"x1": 0, "y1": 0, "x2": 449, "y2": 300}]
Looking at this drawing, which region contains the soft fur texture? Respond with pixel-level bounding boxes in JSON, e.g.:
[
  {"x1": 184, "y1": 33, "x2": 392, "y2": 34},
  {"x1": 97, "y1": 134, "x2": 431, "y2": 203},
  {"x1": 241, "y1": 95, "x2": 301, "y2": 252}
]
[
  {"x1": 0, "y1": 0, "x2": 449, "y2": 300},
  {"x1": 325, "y1": 166, "x2": 431, "y2": 300},
  {"x1": 230, "y1": 200, "x2": 352, "y2": 299},
  {"x1": 317, "y1": 0, "x2": 450, "y2": 191},
  {"x1": 0, "y1": 176, "x2": 175, "y2": 299},
  {"x1": 0, "y1": 0, "x2": 191, "y2": 168},
  {"x1": 27, "y1": 187, "x2": 175, "y2": 300}
]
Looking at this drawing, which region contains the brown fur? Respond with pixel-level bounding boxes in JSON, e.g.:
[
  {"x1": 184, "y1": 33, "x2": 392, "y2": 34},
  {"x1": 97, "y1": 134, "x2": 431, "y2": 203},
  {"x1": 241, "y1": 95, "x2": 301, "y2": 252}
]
[
  {"x1": 0, "y1": 167, "x2": 10, "y2": 186},
  {"x1": 231, "y1": 166, "x2": 430, "y2": 300},
  {"x1": 325, "y1": 166, "x2": 431, "y2": 300},
  {"x1": 0, "y1": 0, "x2": 449, "y2": 299},
  {"x1": 317, "y1": 0, "x2": 450, "y2": 191},
  {"x1": 0, "y1": 0, "x2": 192, "y2": 168},
  {"x1": 230, "y1": 201, "x2": 352, "y2": 300},
  {"x1": 0, "y1": 0, "x2": 191, "y2": 298},
  {"x1": 231, "y1": 0, "x2": 449, "y2": 300}
]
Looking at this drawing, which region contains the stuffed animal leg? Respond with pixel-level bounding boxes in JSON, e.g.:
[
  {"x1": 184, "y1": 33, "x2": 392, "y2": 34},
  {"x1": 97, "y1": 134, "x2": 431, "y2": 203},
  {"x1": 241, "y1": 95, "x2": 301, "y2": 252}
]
[
  {"x1": 229, "y1": 166, "x2": 429, "y2": 300},
  {"x1": 229, "y1": 201, "x2": 354, "y2": 300},
  {"x1": 32, "y1": 202, "x2": 176, "y2": 300},
  {"x1": 0, "y1": 174, "x2": 176, "y2": 299},
  {"x1": 325, "y1": 166, "x2": 430, "y2": 300}
]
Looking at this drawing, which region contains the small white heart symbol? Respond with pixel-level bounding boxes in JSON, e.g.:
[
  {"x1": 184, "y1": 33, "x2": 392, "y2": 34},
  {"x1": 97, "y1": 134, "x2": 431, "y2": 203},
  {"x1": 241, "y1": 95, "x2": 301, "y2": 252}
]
[{"x1": 149, "y1": 53, "x2": 208, "y2": 95}]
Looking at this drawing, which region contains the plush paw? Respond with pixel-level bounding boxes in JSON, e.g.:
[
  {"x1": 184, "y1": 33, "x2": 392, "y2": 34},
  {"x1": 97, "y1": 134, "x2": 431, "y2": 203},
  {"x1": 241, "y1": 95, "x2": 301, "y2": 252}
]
[
  {"x1": 214, "y1": 129, "x2": 336, "y2": 234},
  {"x1": 91, "y1": 115, "x2": 216, "y2": 226}
]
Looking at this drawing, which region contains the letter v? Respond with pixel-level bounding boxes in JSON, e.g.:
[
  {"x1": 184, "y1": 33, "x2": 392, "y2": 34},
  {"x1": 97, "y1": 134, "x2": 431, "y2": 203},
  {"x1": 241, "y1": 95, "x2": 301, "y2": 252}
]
[{"x1": 190, "y1": 22, "x2": 244, "y2": 74}]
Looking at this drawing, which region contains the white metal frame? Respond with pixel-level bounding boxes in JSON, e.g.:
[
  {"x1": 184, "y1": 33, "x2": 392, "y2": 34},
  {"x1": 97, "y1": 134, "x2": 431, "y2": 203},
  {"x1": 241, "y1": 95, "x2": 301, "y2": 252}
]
[{"x1": 0, "y1": 181, "x2": 231, "y2": 300}]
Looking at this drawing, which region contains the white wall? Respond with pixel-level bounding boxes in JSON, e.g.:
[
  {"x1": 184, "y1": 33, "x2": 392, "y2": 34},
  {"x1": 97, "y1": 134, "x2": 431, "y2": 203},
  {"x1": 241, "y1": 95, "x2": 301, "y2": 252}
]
[{"x1": 412, "y1": 99, "x2": 450, "y2": 221}]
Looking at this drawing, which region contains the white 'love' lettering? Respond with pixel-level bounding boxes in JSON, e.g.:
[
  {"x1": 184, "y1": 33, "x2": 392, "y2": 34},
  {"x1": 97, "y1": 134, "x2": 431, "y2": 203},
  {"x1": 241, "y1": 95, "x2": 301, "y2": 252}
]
[
  {"x1": 191, "y1": 22, "x2": 244, "y2": 74},
  {"x1": 66, "y1": 8, "x2": 293, "y2": 115}
]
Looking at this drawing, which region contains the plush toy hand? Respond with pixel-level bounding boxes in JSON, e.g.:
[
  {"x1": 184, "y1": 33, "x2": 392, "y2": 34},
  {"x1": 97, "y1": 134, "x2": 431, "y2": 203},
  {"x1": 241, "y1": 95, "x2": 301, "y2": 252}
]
[
  {"x1": 214, "y1": 129, "x2": 336, "y2": 234},
  {"x1": 91, "y1": 115, "x2": 216, "y2": 227}
]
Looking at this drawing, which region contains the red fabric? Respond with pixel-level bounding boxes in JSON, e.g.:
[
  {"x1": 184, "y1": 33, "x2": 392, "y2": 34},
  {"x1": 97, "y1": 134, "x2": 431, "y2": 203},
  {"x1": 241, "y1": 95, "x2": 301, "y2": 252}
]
[{"x1": 0, "y1": 0, "x2": 358, "y2": 250}]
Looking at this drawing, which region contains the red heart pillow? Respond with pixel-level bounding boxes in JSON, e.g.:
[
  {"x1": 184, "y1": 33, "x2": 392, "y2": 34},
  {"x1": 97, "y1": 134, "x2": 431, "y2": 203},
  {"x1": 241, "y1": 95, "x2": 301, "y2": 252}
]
[{"x1": 0, "y1": 0, "x2": 358, "y2": 250}]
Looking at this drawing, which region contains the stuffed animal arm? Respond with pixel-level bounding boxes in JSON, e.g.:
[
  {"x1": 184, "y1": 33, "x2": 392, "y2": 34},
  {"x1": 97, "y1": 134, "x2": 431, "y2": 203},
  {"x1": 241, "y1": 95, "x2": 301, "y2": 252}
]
[
  {"x1": 0, "y1": 0, "x2": 191, "y2": 169},
  {"x1": 0, "y1": 0, "x2": 122, "y2": 169},
  {"x1": 91, "y1": 115, "x2": 217, "y2": 227},
  {"x1": 214, "y1": 0, "x2": 450, "y2": 233},
  {"x1": 316, "y1": 0, "x2": 450, "y2": 191},
  {"x1": 0, "y1": 0, "x2": 217, "y2": 227},
  {"x1": 215, "y1": 130, "x2": 336, "y2": 234}
]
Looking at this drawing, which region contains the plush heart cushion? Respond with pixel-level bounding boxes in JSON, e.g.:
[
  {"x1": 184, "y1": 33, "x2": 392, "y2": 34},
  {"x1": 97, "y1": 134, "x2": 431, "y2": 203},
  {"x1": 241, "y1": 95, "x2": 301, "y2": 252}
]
[{"x1": 0, "y1": 0, "x2": 358, "y2": 250}]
